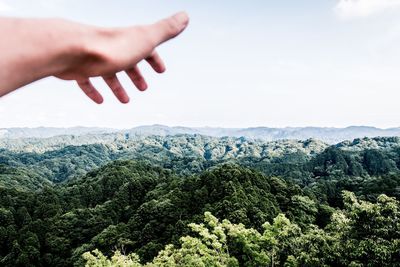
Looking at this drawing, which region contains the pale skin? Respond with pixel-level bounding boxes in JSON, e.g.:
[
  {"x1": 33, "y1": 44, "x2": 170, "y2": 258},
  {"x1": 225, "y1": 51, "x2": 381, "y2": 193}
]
[{"x1": 0, "y1": 12, "x2": 189, "y2": 104}]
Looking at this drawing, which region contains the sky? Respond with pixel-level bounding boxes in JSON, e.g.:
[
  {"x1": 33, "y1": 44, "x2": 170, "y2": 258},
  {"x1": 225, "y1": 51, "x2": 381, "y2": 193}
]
[{"x1": 1, "y1": 0, "x2": 400, "y2": 129}]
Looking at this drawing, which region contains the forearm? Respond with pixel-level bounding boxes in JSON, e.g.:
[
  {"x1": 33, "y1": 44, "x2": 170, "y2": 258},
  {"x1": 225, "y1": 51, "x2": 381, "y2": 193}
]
[{"x1": 0, "y1": 18, "x2": 87, "y2": 97}]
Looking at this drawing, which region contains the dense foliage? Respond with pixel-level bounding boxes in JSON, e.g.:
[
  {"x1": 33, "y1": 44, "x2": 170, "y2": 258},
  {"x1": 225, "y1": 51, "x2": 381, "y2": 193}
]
[
  {"x1": 85, "y1": 192, "x2": 400, "y2": 266},
  {"x1": 0, "y1": 135, "x2": 400, "y2": 266}
]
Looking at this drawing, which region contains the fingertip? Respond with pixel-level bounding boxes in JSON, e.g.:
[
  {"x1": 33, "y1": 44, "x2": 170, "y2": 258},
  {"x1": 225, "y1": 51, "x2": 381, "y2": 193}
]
[
  {"x1": 121, "y1": 97, "x2": 130, "y2": 104},
  {"x1": 95, "y1": 94, "x2": 104, "y2": 104},
  {"x1": 151, "y1": 11, "x2": 190, "y2": 45},
  {"x1": 146, "y1": 52, "x2": 166, "y2": 73},
  {"x1": 173, "y1": 11, "x2": 190, "y2": 28},
  {"x1": 126, "y1": 67, "x2": 149, "y2": 91},
  {"x1": 139, "y1": 84, "x2": 148, "y2": 91},
  {"x1": 155, "y1": 66, "x2": 166, "y2": 74},
  {"x1": 103, "y1": 75, "x2": 131, "y2": 105},
  {"x1": 96, "y1": 97, "x2": 104, "y2": 104},
  {"x1": 77, "y1": 79, "x2": 105, "y2": 105}
]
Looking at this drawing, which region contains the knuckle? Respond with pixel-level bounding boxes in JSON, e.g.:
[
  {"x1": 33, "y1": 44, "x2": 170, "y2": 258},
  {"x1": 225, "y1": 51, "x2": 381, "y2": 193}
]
[
  {"x1": 134, "y1": 25, "x2": 157, "y2": 50},
  {"x1": 78, "y1": 79, "x2": 90, "y2": 86},
  {"x1": 164, "y1": 18, "x2": 181, "y2": 36}
]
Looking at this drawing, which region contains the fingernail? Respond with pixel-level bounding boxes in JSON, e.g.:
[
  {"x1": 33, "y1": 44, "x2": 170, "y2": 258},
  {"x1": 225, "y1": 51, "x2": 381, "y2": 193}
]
[{"x1": 173, "y1": 12, "x2": 189, "y2": 27}]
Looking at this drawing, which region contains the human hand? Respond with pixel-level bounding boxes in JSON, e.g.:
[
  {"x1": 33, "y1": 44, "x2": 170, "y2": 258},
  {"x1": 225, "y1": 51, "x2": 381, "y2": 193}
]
[{"x1": 55, "y1": 12, "x2": 189, "y2": 104}]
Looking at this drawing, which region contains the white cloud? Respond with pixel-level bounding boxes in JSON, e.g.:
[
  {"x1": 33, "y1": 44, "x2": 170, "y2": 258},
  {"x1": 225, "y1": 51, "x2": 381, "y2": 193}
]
[
  {"x1": 0, "y1": 1, "x2": 12, "y2": 12},
  {"x1": 335, "y1": 0, "x2": 400, "y2": 18}
]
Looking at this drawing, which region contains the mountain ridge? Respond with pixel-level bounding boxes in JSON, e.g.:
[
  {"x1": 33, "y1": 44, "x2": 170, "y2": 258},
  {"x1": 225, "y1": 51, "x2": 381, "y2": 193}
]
[{"x1": 1, "y1": 125, "x2": 400, "y2": 143}]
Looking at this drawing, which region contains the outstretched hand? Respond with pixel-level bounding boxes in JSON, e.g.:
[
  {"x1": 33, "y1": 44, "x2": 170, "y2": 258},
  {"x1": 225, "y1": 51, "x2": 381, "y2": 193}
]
[
  {"x1": 0, "y1": 12, "x2": 189, "y2": 103},
  {"x1": 56, "y1": 12, "x2": 189, "y2": 104}
]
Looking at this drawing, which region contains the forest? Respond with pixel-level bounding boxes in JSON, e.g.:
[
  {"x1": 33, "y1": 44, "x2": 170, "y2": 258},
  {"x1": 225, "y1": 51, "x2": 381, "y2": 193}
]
[{"x1": 0, "y1": 135, "x2": 399, "y2": 266}]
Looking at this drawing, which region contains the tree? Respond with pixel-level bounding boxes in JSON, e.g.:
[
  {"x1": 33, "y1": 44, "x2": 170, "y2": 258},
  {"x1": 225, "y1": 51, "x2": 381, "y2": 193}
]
[{"x1": 327, "y1": 191, "x2": 400, "y2": 266}]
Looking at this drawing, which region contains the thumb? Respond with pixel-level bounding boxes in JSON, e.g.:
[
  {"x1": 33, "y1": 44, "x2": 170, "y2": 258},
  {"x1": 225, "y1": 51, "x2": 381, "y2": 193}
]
[{"x1": 148, "y1": 12, "x2": 189, "y2": 46}]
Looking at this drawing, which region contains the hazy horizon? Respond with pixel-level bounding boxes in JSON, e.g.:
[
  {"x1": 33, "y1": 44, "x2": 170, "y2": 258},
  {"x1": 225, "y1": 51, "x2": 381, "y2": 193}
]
[
  {"x1": 1, "y1": 124, "x2": 400, "y2": 130},
  {"x1": 1, "y1": 0, "x2": 400, "y2": 129}
]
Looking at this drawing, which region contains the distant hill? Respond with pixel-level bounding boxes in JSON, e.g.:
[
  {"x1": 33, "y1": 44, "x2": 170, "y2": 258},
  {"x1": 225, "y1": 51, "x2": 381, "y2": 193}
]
[
  {"x1": 2, "y1": 134, "x2": 400, "y2": 190},
  {"x1": 1, "y1": 125, "x2": 400, "y2": 143},
  {"x1": 0, "y1": 126, "x2": 117, "y2": 138}
]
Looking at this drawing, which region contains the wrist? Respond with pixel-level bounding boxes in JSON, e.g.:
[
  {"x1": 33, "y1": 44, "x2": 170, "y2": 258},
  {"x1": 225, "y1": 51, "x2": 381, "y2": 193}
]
[
  {"x1": 0, "y1": 17, "x2": 88, "y2": 95},
  {"x1": 46, "y1": 18, "x2": 95, "y2": 77}
]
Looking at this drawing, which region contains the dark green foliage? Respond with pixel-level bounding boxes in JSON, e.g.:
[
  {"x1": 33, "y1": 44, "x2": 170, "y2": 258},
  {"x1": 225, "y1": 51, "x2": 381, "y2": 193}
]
[
  {"x1": 0, "y1": 160, "x2": 312, "y2": 266},
  {"x1": 85, "y1": 192, "x2": 400, "y2": 267},
  {"x1": 1, "y1": 136, "x2": 400, "y2": 266},
  {"x1": 0, "y1": 144, "x2": 115, "y2": 189}
]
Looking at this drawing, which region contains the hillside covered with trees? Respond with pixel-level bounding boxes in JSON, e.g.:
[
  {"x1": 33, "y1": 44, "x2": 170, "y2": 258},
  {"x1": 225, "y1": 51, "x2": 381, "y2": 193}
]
[
  {"x1": 2, "y1": 125, "x2": 400, "y2": 144},
  {"x1": 0, "y1": 135, "x2": 400, "y2": 266}
]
